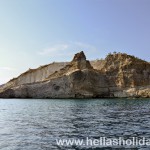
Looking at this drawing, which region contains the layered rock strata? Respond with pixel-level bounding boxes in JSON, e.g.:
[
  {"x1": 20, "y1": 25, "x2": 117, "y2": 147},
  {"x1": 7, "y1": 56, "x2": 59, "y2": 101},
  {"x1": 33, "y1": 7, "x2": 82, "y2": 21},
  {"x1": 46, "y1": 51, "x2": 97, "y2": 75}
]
[{"x1": 0, "y1": 51, "x2": 149, "y2": 98}]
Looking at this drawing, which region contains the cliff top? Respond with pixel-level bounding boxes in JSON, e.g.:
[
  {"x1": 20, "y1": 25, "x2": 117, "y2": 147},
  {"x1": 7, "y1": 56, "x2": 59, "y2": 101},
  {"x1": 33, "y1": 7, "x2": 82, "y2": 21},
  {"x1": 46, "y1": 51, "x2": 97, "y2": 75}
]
[
  {"x1": 4, "y1": 51, "x2": 150, "y2": 84},
  {"x1": 72, "y1": 51, "x2": 86, "y2": 61},
  {"x1": 101, "y1": 52, "x2": 150, "y2": 74},
  {"x1": 106, "y1": 52, "x2": 148, "y2": 63},
  {"x1": 46, "y1": 51, "x2": 93, "y2": 80}
]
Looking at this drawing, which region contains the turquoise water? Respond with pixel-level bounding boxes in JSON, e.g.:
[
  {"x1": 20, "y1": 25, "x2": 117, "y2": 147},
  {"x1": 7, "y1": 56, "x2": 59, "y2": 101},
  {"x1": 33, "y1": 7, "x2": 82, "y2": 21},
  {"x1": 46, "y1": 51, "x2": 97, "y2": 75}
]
[{"x1": 0, "y1": 98, "x2": 150, "y2": 150}]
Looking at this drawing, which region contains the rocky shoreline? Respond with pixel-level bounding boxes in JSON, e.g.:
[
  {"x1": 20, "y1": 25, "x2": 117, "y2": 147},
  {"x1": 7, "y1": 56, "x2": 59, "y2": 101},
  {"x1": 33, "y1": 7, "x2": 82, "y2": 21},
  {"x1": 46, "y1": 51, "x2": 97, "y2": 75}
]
[{"x1": 0, "y1": 51, "x2": 150, "y2": 98}]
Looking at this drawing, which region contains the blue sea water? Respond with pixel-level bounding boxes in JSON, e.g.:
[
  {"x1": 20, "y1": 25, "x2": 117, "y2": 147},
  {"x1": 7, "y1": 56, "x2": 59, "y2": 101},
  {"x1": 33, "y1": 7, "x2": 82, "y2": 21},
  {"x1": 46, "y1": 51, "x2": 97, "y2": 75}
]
[{"x1": 0, "y1": 98, "x2": 150, "y2": 150}]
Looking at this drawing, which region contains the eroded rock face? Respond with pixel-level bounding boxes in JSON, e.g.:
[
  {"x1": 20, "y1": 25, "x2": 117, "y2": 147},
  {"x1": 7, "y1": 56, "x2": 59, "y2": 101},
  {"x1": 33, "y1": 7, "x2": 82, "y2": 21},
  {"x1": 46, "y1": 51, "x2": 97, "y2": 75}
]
[
  {"x1": 71, "y1": 51, "x2": 93, "y2": 70},
  {"x1": 3, "y1": 69, "x2": 109, "y2": 98},
  {"x1": 45, "y1": 51, "x2": 93, "y2": 80},
  {"x1": 0, "y1": 51, "x2": 150, "y2": 98},
  {"x1": 103, "y1": 53, "x2": 150, "y2": 88},
  {"x1": 0, "y1": 62, "x2": 68, "y2": 93}
]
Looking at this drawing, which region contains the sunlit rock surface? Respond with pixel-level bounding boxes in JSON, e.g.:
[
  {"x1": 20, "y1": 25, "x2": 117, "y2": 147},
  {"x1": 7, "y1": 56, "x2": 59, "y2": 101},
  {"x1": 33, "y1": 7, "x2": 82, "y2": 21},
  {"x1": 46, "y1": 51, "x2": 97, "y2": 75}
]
[{"x1": 0, "y1": 51, "x2": 150, "y2": 98}]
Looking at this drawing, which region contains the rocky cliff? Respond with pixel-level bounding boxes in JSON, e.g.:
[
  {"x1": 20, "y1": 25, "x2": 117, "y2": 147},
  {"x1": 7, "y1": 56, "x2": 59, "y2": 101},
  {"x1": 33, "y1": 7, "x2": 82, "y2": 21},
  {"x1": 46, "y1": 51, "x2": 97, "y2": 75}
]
[
  {"x1": 0, "y1": 51, "x2": 149, "y2": 98},
  {"x1": 0, "y1": 62, "x2": 68, "y2": 93}
]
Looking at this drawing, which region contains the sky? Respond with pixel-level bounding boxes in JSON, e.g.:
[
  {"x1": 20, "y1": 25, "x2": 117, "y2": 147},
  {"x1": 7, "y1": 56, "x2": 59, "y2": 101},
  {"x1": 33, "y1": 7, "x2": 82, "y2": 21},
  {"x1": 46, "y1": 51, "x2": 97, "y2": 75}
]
[{"x1": 0, "y1": 0, "x2": 150, "y2": 84}]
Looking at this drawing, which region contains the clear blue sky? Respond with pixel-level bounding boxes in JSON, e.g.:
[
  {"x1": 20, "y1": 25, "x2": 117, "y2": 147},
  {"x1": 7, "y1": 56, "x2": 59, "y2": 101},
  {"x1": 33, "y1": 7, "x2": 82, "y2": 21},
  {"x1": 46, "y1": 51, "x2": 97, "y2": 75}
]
[{"x1": 0, "y1": 0, "x2": 150, "y2": 84}]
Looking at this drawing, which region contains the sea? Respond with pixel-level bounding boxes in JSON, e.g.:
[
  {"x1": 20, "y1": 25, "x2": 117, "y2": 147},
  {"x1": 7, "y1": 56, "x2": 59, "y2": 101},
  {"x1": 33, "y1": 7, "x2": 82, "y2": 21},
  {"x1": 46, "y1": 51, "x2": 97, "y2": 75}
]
[{"x1": 0, "y1": 98, "x2": 150, "y2": 150}]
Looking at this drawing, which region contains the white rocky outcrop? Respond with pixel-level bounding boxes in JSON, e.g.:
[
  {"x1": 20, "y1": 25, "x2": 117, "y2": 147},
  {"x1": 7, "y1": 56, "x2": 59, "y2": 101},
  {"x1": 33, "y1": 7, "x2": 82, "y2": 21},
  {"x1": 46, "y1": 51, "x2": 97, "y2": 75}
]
[{"x1": 0, "y1": 51, "x2": 149, "y2": 98}]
